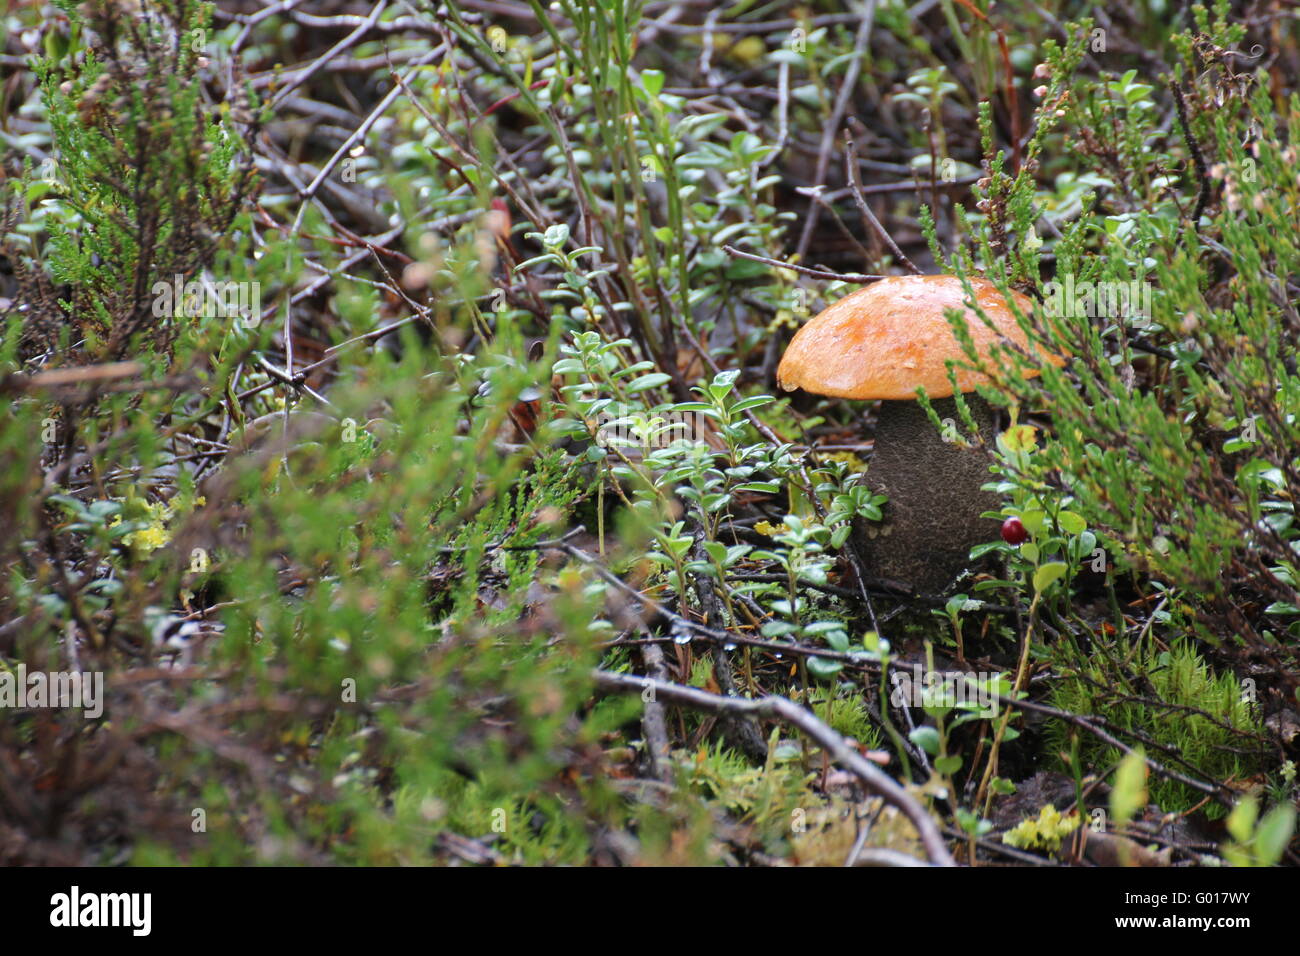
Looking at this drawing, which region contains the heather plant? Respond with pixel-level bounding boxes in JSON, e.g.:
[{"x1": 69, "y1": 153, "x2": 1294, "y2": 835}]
[
  {"x1": 914, "y1": 8, "x2": 1295, "y2": 835},
  {"x1": 12, "y1": 0, "x2": 260, "y2": 364}
]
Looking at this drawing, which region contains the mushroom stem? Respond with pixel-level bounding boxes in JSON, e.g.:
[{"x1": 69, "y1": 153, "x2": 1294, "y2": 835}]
[{"x1": 851, "y1": 394, "x2": 1001, "y2": 594}]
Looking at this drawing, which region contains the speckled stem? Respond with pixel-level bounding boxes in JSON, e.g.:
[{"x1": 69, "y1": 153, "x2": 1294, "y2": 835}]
[{"x1": 850, "y1": 394, "x2": 1001, "y2": 594}]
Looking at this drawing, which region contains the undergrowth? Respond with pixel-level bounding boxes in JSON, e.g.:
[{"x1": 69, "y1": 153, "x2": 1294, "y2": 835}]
[{"x1": 0, "y1": 0, "x2": 1297, "y2": 866}]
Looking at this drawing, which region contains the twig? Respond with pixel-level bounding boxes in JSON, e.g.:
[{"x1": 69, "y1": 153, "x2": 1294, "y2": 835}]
[
  {"x1": 758, "y1": 59, "x2": 791, "y2": 172},
  {"x1": 793, "y1": 1, "x2": 877, "y2": 262},
  {"x1": 721, "y1": 245, "x2": 884, "y2": 284},
  {"x1": 549, "y1": 537, "x2": 875, "y2": 666},
  {"x1": 1171, "y1": 77, "x2": 1212, "y2": 227},
  {"x1": 268, "y1": 0, "x2": 391, "y2": 109},
  {"x1": 845, "y1": 135, "x2": 921, "y2": 274},
  {"x1": 591, "y1": 670, "x2": 956, "y2": 866},
  {"x1": 639, "y1": 641, "x2": 673, "y2": 782},
  {"x1": 289, "y1": 46, "x2": 446, "y2": 233},
  {"x1": 691, "y1": 535, "x2": 768, "y2": 760}
]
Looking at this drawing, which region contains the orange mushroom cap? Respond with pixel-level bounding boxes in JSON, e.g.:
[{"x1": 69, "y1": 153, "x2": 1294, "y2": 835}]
[{"x1": 777, "y1": 274, "x2": 1064, "y2": 400}]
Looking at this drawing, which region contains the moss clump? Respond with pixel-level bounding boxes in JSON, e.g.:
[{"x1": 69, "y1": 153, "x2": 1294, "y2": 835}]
[{"x1": 1047, "y1": 640, "x2": 1265, "y2": 818}]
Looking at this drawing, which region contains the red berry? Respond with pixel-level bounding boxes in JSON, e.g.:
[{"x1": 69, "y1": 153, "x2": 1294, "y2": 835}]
[{"x1": 1001, "y1": 516, "x2": 1028, "y2": 545}]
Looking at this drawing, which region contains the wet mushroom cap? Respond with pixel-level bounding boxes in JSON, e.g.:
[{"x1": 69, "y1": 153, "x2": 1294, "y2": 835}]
[{"x1": 777, "y1": 274, "x2": 1063, "y2": 400}]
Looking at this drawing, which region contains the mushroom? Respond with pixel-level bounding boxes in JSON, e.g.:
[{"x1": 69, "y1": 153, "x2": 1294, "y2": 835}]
[{"x1": 777, "y1": 274, "x2": 1061, "y2": 594}]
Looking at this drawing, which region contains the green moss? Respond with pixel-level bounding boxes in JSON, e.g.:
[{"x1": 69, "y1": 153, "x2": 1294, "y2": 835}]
[
  {"x1": 1047, "y1": 640, "x2": 1265, "y2": 818},
  {"x1": 812, "y1": 694, "x2": 883, "y2": 749}
]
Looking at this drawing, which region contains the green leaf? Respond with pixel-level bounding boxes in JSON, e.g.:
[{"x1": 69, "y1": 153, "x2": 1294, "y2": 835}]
[
  {"x1": 1255, "y1": 804, "x2": 1296, "y2": 866},
  {"x1": 1264, "y1": 602, "x2": 1300, "y2": 616},
  {"x1": 730, "y1": 396, "x2": 773, "y2": 413},
  {"x1": 515, "y1": 253, "x2": 558, "y2": 272},
  {"x1": 1226, "y1": 797, "x2": 1259, "y2": 846},
  {"x1": 543, "y1": 224, "x2": 570, "y2": 248},
  {"x1": 641, "y1": 69, "x2": 664, "y2": 98},
  {"x1": 88, "y1": 500, "x2": 123, "y2": 519},
  {"x1": 1110, "y1": 750, "x2": 1147, "y2": 827},
  {"x1": 1033, "y1": 561, "x2": 1068, "y2": 591},
  {"x1": 807, "y1": 656, "x2": 844, "y2": 680},
  {"x1": 25, "y1": 180, "x2": 58, "y2": 203},
  {"x1": 734, "y1": 481, "x2": 779, "y2": 495},
  {"x1": 723, "y1": 258, "x2": 769, "y2": 280},
  {"x1": 935, "y1": 755, "x2": 963, "y2": 775},
  {"x1": 909, "y1": 726, "x2": 941, "y2": 756},
  {"x1": 624, "y1": 373, "x2": 671, "y2": 394},
  {"x1": 1019, "y1": 509, "x2": 1046, "y2": 535},
  {"x1": 990, "y1": 777, "x2": 1017, "y2": 796},
  {"x1": 1057, "y1": 511, "x2": 1087, "y2": 535},
  {"x1": 970, "y1": 541, "x2": 1008, "y2": 559}
]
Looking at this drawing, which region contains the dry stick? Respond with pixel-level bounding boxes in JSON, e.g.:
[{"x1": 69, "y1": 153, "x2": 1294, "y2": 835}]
[
  {"x1": 1171, "y1": 77, "x2": 1212, "y2": 227},
  {"x1": 436, "y1": 830, "x2": 507, "y2": 866},
  {"x1": 243, "y1": 130, "x2": 555, "y2": 394},
  {"x1": 851, "y1": 847, "x2": 934, "y2": 867},
  {"x1": 955, "y1": 599, "x2": 1232, "y2": 809},
  {"x1": 283, "y1": 8, "x2": 433, "y2": 33},
  {"x1": 815, "y1": 177, "x2": 982, "y2": 197},
  {"x1": 223, "y1": 0, "x2": 300, "y2": 54},
  {"x1": 551, "y1": 538, "x2": 864, "y2": 666},
  {"x1": 547, "y1": 108, "x2": 653, "y2": 365},
  {"x1": 514, "y1": 536, "x2": 1221, "y2": 809},
  {"x1": 975, "y1": 590, "x2": 1040, "y2": 819},
  {"x1": 844, "y1": 135, "x2": 921, "y2": 274},
  {"x1": 690, "y1": 536, "x2": 768, "y2": 761},
  {"x1": 639, "y1": 641, "x2": 673, "y2": 782},
  {"x1": 816, "y1": 188, "x2": 881, "y2": 266},
  {"x1": 941, "y1": 824, "x2": 1059, "y2": 866},
  {"x1": 919, "y1": 108, "x2": 943, "y2": 232},
  {"x1": 720, "y1": 245, "x2": 884, "y2": 284},
  {"x1": 637, "y1": 0, "x2": 690, "y2": 45},
  {"x1": 1018, "y1": 699, "x2": 1230, "y2": 805},
  {"x1": 758, "y1": 59, "x2": 791, "y2": 172},
  {"x1": 390, "y1": 69, "x2": 552, "y2": 252},
  {"x1": 10, "y1": 361, "x2": 143, "y2": 388},
  {"x1": 592, "y1": 670, "x2": 955, "y2": 867},
  {"x1": 793, "y1": 0, "x2": 876, "y2": 263},
  {"x1": 652, "y1": 12, "x2": 866, "y2": 34},
  {"x1": 289, "y1": 46, "x2": 446, "y2": 234},
  {"x1": 268, "y1": 0, "x2": 390, "y2": 108}
]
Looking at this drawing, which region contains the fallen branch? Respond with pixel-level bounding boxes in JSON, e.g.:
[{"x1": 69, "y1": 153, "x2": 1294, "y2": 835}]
[
  {"x1": 721, "y1": 244, "x2": 884, "y2": 284},
  {"x1": 845, "y1": 134, "x2": 921, "y2": 274},
  {"x1": 591, "y1": 669, "x2": 956, "y2": 866}
]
